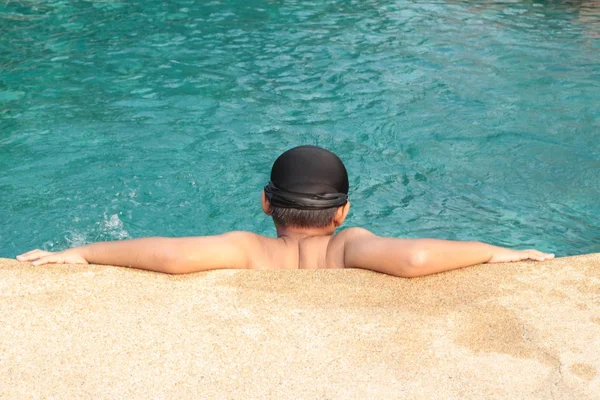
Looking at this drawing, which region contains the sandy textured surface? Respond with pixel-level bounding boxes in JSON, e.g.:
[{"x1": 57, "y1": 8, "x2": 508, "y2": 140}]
[{"x1": 1, "y1": 254, "x2": 599, "y2": 399}]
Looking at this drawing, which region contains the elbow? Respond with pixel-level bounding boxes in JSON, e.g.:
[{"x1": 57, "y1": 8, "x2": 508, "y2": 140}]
[
  {"x1": 159, "y1": 259, "x2": 180, "y2": 275},
  {"x1": 157, "y1": 247, "x2": 187, "y2": 274},
  {"x1": 161, "y1": 264, "x2": 187, "y2": 275},
  {"x1": 399, "y1": 249, "x2": 429, "y2": 278}
]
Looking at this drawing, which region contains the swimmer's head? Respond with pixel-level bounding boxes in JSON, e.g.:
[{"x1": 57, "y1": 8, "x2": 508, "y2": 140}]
[{"x1": 262, "y1": 146, "x2": 351, "y2": 229}]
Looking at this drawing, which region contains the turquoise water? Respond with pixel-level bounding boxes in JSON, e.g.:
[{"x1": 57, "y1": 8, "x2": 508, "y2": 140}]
[{"x1": 1, "y1": 0, "x2": 599, "y2": 258}]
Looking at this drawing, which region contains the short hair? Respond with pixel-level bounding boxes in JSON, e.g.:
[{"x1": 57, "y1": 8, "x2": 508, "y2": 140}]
[{"x1": 269, "y1": 206, "x2": 338, "y2": 228}]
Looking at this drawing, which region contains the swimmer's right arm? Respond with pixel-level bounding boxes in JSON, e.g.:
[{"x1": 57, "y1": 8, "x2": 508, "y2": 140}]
[
  {"x1": 16, "y1": 232, "x2": 258, "y2": 274},
  {"x1": 342, "y1": 228, "x2": 554, "y2": 278}
]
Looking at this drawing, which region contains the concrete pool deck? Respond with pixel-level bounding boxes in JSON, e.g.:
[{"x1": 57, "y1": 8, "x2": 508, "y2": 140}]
[{"x1": 1, "y1": 254, "x2": 599, "y2": 399}]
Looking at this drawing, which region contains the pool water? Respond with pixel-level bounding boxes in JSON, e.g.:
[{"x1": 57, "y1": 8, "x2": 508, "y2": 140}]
[{"x1": 1, "y1": 0, "x2": 599, "y2": 258}]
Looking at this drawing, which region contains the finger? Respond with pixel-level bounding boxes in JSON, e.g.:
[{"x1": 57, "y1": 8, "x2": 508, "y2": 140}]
[
  {"x1": 536, "y1": 250, "x2": 555, "y2": 259},
  {"x1": 17, "y1": 251, "x2": 50, "y2": 261},
  {"x1": 526, "y1": 250, "x2": 554, "y2": 261},
  {"x1": 32, "y1": 255, "x2": 61, "y2": 266},
  {"x1": 539, "y1": 253, "x2": 555, "y2": 261},
  {"x1": 17, "y1": 250, "x2": 52, "y2": 261},
  {"x1": 16, "y1": 249, "x2": 42, "y2": 258},
  {"x1": 528, "y1": 250, "x2": 545, "y2": 261}
]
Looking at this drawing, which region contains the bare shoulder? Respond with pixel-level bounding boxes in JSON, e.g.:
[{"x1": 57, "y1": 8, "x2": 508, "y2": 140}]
[
  {"x1": 222, "y1": 231, "x2": 268, "y2": 250},
  {"x1": 324, "y1": 227, "x2": 376, "y2": 269},
  {"x1": 328, "y1": 227, "x2": 376, "y2": 252},
  {"x1": 220, "y1": 230, "x2": 263, "y2": 242},
  {"x1": 223, "y1": 231, "x2": 282, "y2": 270},
  {"x1": 332, "y1": 227, "x2": 376, "y2": 243}
]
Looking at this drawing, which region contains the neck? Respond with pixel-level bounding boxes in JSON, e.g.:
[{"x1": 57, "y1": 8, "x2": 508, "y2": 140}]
[{"x1": 275, "y1": 224, "x2": 335, "y2": 240}]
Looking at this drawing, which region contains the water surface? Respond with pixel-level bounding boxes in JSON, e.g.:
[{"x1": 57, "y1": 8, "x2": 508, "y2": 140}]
[{"x1": 1, "y1": 0, "x2": 599, "y2": 257}]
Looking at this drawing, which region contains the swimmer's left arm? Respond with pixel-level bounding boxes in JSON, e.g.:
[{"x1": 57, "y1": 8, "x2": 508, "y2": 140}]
[
  {"x1": 341, "y1": 228, "x2": 554, "y2": 278},
  {"x1": 16, "y1": 232, "x2": 257, "y2": 274}
]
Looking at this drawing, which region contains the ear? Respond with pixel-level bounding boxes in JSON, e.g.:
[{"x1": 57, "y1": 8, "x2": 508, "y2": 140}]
[
  {"x1": 333, "y1": 201, "x2": 351, "y2": 227},
  {"x1": 261, "y1": 191, "x2": 272, "y2": 215}
]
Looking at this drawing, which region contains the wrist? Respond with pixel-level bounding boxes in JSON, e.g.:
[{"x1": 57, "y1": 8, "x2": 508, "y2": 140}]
[
  {"x1": 486, "y1": 244, "x2": 506, "y2": 263},
  {"x1": 66, "y1": 247, "x2": 89, "y2": 263}
]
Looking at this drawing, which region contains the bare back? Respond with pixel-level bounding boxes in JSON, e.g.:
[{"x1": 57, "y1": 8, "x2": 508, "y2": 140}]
[{"x1": 248, "y1": 228, "x2": 366, "y2": 270}]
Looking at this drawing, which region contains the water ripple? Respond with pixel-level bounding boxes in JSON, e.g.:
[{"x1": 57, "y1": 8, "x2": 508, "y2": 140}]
[{"x1": 1, "y1": 0, "x2": 599, "y2": 256}]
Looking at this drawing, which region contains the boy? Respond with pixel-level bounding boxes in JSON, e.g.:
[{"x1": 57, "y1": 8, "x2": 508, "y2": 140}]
[{"x1": 17, "y1": 146, "x2": 554, "y2": 277}]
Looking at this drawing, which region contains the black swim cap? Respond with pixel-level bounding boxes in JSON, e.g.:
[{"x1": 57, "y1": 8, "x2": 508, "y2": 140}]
[{"x1": 264, "y1": 146, "x2": 349, "y2": 210}]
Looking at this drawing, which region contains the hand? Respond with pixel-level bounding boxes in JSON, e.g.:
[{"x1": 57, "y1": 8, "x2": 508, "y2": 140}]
[
  {"x1": 16, "y1": 249, "x2": 89, "y2": 266},
  {"x1": 488, "y1": 248, "x2": 555, "y2": 263}
]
